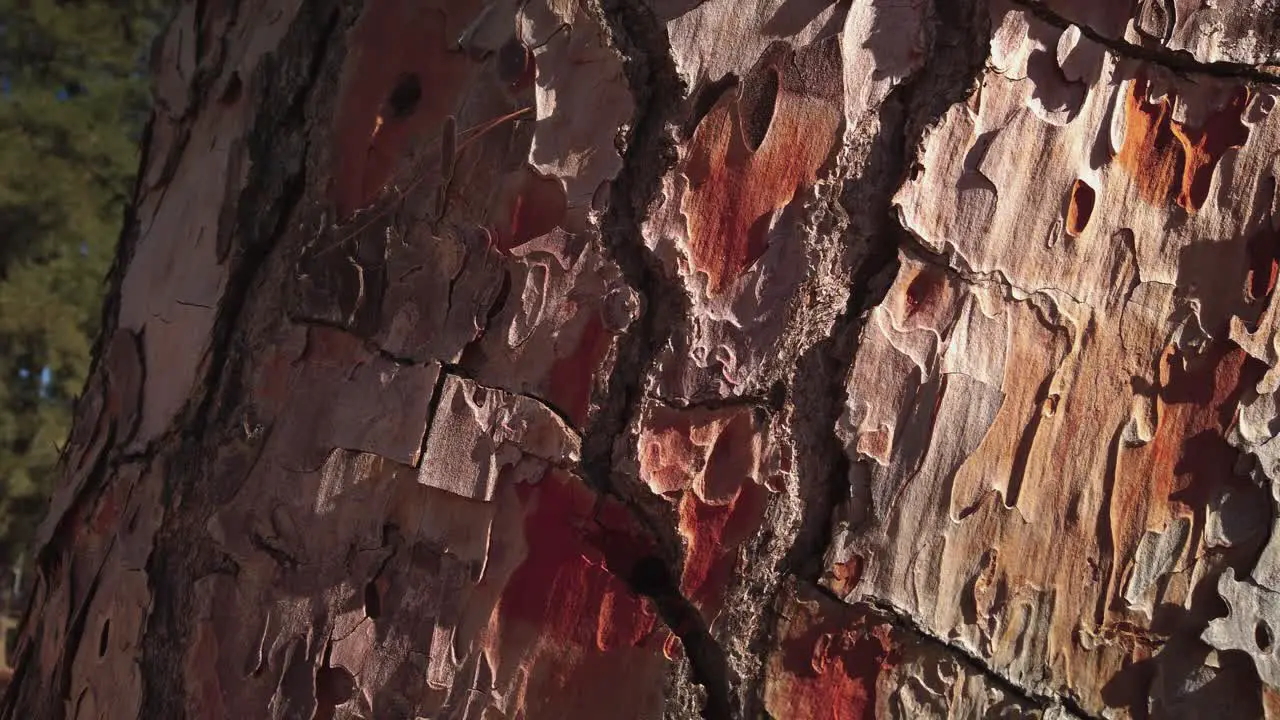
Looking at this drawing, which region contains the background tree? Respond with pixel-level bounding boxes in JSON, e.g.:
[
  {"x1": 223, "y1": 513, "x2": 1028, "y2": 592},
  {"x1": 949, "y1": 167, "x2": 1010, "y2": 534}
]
[{"x1": 0, "y1": 1, "x2": 164, "y2": 579}]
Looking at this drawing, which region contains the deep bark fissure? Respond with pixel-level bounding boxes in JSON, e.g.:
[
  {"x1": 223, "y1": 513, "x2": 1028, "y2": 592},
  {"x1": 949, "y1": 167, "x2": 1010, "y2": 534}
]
[
  {"x1": 587, "y1": 1, "x2": 737, "y2": 717},
  {"x1": 780, "y1": 0, "x2": 992, "y2": 611},
  {"x1": 582, "y1": 0, "x2": 685, "y2": 498},
  {"x1": 746, "y1": 1, "x2": 994, "y2": 715},
  {"x1": 138, "y1": 4, "x2": 347, "y2": 718},
  {"x1": 648, "y1": 394, "x2": 781, "y2": 417},
  {"x1": 855, "y1": 589, "x2": 1100, "y2": 719},
  {"x1": 1010, "y1": 0, "x2": 1280, "y2": 83}
]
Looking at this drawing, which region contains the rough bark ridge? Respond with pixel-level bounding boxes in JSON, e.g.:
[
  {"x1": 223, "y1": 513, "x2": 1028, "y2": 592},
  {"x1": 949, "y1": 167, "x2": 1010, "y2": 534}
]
[{"x1": 7, "y1": 0, "x2": 1280, "y2": 718}]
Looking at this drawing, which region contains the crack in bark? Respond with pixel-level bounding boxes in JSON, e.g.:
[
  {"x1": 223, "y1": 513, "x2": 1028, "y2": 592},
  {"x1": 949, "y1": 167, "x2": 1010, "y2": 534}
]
[
  {"x1": 288, "y1": 315, "x2": 585, "y2": 440},
  {"x1": 647, "y1": 390, "x2": 783, "y2": 415},
  {"x1": 780, "y1": 0, "x2": 992, "y2": 617},
  {"x1": 587, "y1": 1, "x2": 737, "y2": 718},
  {"x1": 899, "y1": 230, "x2": 1090, "y2": 308},
  {"x1": 582, "y1": 5, "x2": 685, "y2": 496},
  {"x1": 747, "y1": 0, "x2": 994, "y2": 715},
  {"x1": 1009, "y1": 0, "x2": 1280, "y2": 83},
  {"x1": 137, "y1": 4, "x2": 347, "y2": 718},
  {"x1": 891, "y1": 237, "x2": 1084, "y2": 371},
  {"x1": 855, "y1": 590, "x2": 1098, "y2": 720}
]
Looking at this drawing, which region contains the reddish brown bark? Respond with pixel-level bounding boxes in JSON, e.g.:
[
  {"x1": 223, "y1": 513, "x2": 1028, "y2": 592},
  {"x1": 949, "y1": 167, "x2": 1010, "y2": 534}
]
[{"x1": 8, "y1": 1, "x2": 1280, "y2": 719}]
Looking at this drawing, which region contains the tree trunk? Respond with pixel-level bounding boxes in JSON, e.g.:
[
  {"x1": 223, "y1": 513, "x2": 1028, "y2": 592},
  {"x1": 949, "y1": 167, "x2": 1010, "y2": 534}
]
[{"x1": 7, "y1": 0, "x2": 1280, "y2": 718}]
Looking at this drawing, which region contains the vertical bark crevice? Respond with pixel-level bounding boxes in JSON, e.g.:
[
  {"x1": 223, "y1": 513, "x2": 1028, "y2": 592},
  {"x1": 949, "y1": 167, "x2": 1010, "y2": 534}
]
[
  {"x1": 782, "y1": 0, "x2": 992, "y2": 589},
  {"x1": 137, "y1": 4, "x2": 348, "y2": 717},
  {"x1": 587, "y1": 1, "x2": 736, "y2": 717},
  {"x1": 582, "y1": 0, "x2": 685, "y2": 499},
  {"x1": 751, "y1": 0, "x2": 993, "y2": 714}
]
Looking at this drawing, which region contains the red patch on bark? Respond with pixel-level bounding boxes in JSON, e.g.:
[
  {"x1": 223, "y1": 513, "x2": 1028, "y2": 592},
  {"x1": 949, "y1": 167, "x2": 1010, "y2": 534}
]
[
  {"x1": 489, "y1": 167, "x2": 568, "y2": 253},
  {"x1": 768, "y1": 595, "x2": 900, "y2": 720},
  {"x1": 548, "y1": 312, "x2": 610, "y2": 426},
  {"x1": 903, "y1": 265, "x2": 946, "y2": 319},
  {"x1": 90, "y1": 488, "x2": 120, "y2": 535},
  {"x1": 1067, "y1": 178, "x2": 1096, "y2": 236},
  {"x1": 828, "y1": 555, "x2": 864, "y2": 596},
  {"x1": 640, "y1": 414, "x2": 707, "y2": 496},
  {"x1": 1117, "y1": 77, "x2": 1249, "y2": 212},
  {"x1": 331, "y1": 1, "x2": 474, "y2": 217},
  {"x1": 677, "y1": 480, "x2": 770, "y2": 615},
  {"x1": 500, "y1": 470, "x2": 660, "y2": 651},
  {"x1": 639, "y1": 406, "x2": 763, "y2": 503},
  {"x1": 638, "y1": 407, "x2": 771, "y2": 618},
  {"x1": 682, "y1": 46, "x2": 841, "y2": 296}
]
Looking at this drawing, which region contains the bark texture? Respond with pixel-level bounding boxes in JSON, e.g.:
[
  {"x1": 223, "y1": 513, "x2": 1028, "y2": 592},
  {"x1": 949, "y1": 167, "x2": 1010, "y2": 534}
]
[{"x1": 6, "y1": 0, "x2": 1280, "y2": 718}]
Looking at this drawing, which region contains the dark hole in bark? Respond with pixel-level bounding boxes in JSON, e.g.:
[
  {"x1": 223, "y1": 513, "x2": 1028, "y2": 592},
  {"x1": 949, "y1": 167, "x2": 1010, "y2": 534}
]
[
  {"x1": 591, "y1": 179, "x2": 611, "y2": 213},
  {"x1": 4, "y1": 625, "x2": 16, "y2": 667},
  {"x1": 629, "y1": 556, "x2": 675, "y2": 596},
  {"x1": 485, "y1": 270, "x2": 513, "y2": 323},
  {"x1": 363, "y1": 580, "x2": 381, "y2": 619},
  {"x1": 904, "y1": 267, "x2": 943, "y2": 317},
  {"x1": 1066, "y1": 179, "x2": 1096, "y2": 236},
  {"x1": 220, "y1": 72, "x2": 242, "y2": 105},
  {"x1": 768, "y1": 379, "x2": 787, "y2": 411},
  {"x1": 315, "y1": 665, "x2": 357, "y2": 707},
  {"x1": 497, "y1": 38, "x2": 531, "y2": 84},
  {"x1": 98, "y1": 618, "x2": 110, "y2": 657},
  {"x1": 386, "y1": 73, "x2": 422, "y2": 119},
  {"x1": 739, "y1": 67, "x2": 779, "y2": 151},
  {"x1": 1247, "y1": 222, "x2": 1280, "y2": 302},
  {"x1": 684, "y1": 74, "x2": 738, "y2": 140},
  {"x1": 1258, "y1": 620, "x2": 1274, "y2": 652}
]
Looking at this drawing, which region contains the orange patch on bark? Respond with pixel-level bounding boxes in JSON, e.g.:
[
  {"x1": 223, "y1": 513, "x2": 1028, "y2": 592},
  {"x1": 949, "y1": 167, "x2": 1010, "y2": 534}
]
[
  {"x1": 640, "y1": 407, "x2": 762, "y2": 502},
  {"x1": 1172, "y1": 87, "x2": 1250, "y2": 211},
  {"x1": 682, "y1": 62, "x2": 841, "y2": 295},
  {"x1": 1117, "y1": 77, "x2": 1249, "y2": 212},
  {"x1": 1153, "y1": 344, "x2": 1262, "y2": 510},
  {"x1": 1247, "y1": 222, "x2": 1280, "y2": 302},
  {"x1": 331, "y1": 1, "x2": 474, "y2": 217},
  {"x1": 1121, "y1": 343, "x2": 1263, "y2": 518}
]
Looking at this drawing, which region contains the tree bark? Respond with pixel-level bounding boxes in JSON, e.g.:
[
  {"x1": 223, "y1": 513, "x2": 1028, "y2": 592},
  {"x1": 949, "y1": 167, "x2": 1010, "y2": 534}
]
[{"x1": 7, "y1": 0, "x2": 1280, "y2": 718}]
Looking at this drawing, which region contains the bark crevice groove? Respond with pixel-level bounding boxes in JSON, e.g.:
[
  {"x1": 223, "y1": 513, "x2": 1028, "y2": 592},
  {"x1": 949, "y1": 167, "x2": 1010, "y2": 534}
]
[
  {"x1": 1010, "y1": 0, "x2": 1280, "y2": 83},
  {"x1": 589, "y1": 1, "x2": 734, "y2": 717}
]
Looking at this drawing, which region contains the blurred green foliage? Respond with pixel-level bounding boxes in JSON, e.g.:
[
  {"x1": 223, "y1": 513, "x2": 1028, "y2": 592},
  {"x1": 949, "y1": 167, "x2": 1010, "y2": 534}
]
[{"x1": 0, "y1": 0, "x2": 166, "y2": 571}]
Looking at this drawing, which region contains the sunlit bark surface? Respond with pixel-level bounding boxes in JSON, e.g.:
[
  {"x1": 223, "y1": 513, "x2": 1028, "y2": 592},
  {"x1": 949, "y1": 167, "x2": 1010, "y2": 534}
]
[{"x1": 7, "y1": 1, "x2": 1280, "y2": 718}]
